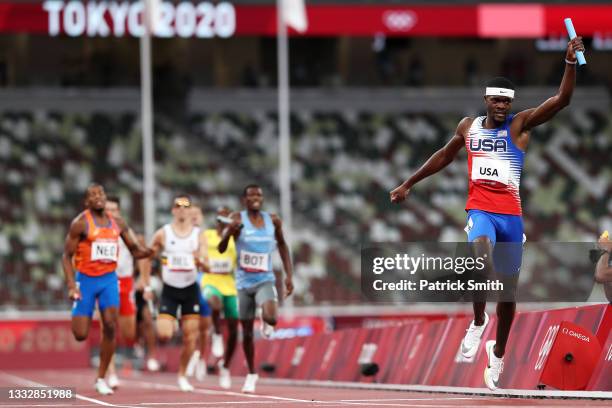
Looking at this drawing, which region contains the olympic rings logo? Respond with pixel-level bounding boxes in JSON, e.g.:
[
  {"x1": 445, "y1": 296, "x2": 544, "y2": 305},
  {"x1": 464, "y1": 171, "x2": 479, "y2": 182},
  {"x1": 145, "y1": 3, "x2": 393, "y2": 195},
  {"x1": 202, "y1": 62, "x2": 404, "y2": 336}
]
[{"x1": 382, "y1": 10, "x2": 417, "y2": 32}]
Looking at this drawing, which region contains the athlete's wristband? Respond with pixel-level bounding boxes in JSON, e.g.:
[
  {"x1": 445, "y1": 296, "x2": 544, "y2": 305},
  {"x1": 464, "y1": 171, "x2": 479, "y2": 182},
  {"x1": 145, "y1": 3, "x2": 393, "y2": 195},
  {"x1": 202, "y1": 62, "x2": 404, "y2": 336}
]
[
  {"x1": 144, "y1": 286, "x2": 153, "y2": 293},
  {"x1": 590, "y1": 249, "x2": 610, "y2": 264},
  {"x1": 565, "y1": 58, "x2": 577, "y2": 65}
]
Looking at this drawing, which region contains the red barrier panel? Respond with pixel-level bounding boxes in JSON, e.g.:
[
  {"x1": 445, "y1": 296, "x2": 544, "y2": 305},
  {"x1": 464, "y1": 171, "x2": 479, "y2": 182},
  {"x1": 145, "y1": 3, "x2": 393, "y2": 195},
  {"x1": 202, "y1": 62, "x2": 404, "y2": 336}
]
[
  {"x1": 500, "y1": 304, "x2": 608, "y2": 389},
  {"x1": 594, "y1": 304, "x2": 611, "y2": 346},
  {"x1": 401, "y1": 319, "x2": 460, "y2": 385},
  {"x1": 298, "y1": 330, "x2": 354, "y2": 380},
  {"x1": 255, "y1": 315, "x2": 330, "y2": 337},
  {"x1": 249, "y1": 304, "x2": 610, "y2": 391},
  {"x1": 269, "y1": 336, "x2": 309, "y2": 379},
  {"x1": 381, "y1": 322, "x2": 426, "y2": 384},
  {"x1": 422, "y1": 316, "x2": 496, "y2": 387},
  {"x1": 587, "y1": 330, "x2": 612, "y2": 391},
  {"x1": 333, "y1": 313, "x2": 463, "y2": 330},
  {"x1": 0, "y1": 319, "x2": 89, "y2": 369},
  {"x1": 539, "y1": 321, "x2": 601, "y2": 390}
]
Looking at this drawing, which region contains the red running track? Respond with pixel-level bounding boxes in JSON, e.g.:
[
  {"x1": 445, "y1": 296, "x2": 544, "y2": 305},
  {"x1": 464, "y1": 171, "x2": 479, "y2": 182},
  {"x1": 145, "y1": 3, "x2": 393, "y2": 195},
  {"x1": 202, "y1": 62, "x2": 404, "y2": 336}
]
[{"x1": 0, "y1": 369, "x2": 609, "y2": 408}]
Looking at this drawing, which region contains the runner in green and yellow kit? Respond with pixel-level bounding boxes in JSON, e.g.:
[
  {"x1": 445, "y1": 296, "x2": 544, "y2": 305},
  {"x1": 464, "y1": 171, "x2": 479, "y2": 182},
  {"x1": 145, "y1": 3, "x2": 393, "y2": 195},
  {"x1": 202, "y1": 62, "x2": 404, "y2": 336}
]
[{"x1": 201, "y1": 206, "x2": 239, "y2": 389}]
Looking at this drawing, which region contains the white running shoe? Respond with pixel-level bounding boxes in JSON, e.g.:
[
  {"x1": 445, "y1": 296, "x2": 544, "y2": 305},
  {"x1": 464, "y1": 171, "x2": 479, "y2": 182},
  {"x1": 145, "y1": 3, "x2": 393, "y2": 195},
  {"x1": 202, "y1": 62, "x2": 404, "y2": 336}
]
[
  {"x1": 95, "y1": 378, "x2": 114, "y2": 395},
  {"x1": 134, "y1": 344, "x2": 145, "y2": 359},
  {"x1": 195, "y1": 359, "x2": 207, "y2": 382},
  {"x1": 107, "y1": 373, "x2": 120, "y2": 389},
  {"x1": 484, "y1": 340, "x2": 504, "y2": 391},
  {"x1": 146, "y1": 358, "x2": 161, "y2": 372},
  {"x1": 460, "y1": 312, "x2": 489, "y2": 358},
  {"x1": 178, "y1": 376, "x2": 194, "y2": 392},
  {"x1": 241, "y1": 373, "x2": 258, "y2": 394},
  {"x1": 212, "y1": 333, "x2": 225, "y2": 358},
  {"x1": 185, "y1": 350, "x2": 200, "y2": 377},
  {"x1": 260, "y1": 320, "x2": 275, "y2": 339},
  {"x1": 218, "y1": 361, "x2": 231, "y2": 389}
]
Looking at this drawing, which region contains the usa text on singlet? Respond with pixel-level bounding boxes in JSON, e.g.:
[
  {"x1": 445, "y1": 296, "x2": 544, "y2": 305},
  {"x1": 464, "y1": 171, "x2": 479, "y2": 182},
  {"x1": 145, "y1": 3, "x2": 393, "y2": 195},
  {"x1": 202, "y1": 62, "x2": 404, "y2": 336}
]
[{"x1": 465, "y1": 115, "x2": 525, "y2": 215}]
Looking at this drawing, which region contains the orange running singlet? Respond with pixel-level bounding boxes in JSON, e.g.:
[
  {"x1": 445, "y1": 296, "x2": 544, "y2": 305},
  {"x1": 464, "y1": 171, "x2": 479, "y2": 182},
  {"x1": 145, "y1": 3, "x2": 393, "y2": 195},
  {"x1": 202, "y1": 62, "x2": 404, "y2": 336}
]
[{"x1": 74, "y1": 210, "x2": 121, "y2": 277}]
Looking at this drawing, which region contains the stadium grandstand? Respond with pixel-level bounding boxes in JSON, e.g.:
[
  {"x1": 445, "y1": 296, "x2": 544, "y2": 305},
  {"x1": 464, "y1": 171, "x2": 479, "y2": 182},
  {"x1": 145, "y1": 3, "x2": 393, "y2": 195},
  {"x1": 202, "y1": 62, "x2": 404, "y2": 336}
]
[{"x1": 0, "y1": 0, "x2": 610, "y2": 405}]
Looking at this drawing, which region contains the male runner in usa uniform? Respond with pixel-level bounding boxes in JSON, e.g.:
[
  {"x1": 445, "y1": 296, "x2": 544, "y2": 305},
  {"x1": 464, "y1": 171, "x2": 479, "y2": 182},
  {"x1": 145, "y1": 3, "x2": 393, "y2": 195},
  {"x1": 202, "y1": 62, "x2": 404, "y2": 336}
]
[{"x1": 390, "y1": 38, "x2": 585, "y2": 390}]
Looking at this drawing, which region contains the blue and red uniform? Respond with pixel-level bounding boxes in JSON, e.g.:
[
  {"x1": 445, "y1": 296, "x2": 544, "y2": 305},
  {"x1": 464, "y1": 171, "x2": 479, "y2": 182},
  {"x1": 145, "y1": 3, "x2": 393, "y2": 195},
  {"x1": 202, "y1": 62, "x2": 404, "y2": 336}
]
[
  {"x1": 464, "y1": 115, "x2": 525, "y2": 275},
  {"x1": 72, "y1": 210, "x2": 121, "y2": 317}
]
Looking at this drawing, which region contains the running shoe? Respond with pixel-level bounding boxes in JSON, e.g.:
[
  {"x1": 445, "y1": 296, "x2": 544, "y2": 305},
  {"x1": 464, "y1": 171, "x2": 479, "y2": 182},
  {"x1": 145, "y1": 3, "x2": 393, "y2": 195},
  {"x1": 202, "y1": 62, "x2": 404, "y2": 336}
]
[
  {"x1": 107, "y1": 373, "x2": 120, "y2": 389},
  {"x1": 484, "y1": 340, "x2": 504, "y2": 391},
  {"x1": 178, "y1": 376, "x2": 194, "y2": 392},
  {"x1": 218, "y1": 360, "x2": 231, "y2": 389},
  {"x1": 460, "y1": 312, "x2": 489, "y2": 358},
  {"x1": 185, "y1": 350, "x2": 200, "y2": 377},
  {"x1": 212, "y1": 333, "x2": 224, "y2": 358},
  {"x1": 95, "y1": 378, "x2": 114, "y2": 395},
  {"x1": 241, "y1": 373, "x2": 258, "y2": 394},
  {"x1": 146, "y1": 358, "x2": 161, "y2": 372},
  {"x1": 195, "y1": 359, "x2": 207, "y2": 382},
  {"x1": 260, "y1": 320, "x2": 275, "y2": 339}
]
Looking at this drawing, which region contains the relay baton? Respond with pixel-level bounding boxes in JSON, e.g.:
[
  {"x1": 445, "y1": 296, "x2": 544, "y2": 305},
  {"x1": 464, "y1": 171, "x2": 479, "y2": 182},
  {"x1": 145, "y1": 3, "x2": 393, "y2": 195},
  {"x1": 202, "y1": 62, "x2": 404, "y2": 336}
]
[
  {"x1": 563, "y1": 18, "x2": 586, "y2": 65},
  {"x1": 216, "y1": 215, "x2": 233, "y2": 224},
  {"x1": 217, "y1": 215, "x2": 244, "y2": 229}
]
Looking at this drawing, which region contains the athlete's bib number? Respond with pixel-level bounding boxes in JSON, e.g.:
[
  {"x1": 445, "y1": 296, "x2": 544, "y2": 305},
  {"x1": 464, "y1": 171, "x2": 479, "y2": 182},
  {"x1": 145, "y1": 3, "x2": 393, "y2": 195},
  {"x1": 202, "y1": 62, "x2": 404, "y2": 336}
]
[
  {"x1": 239, "y1": 251, "x2": 269, "y2": 272},
  {"x1": 472, "y1": 157, "x2": 510, "y2": 185},
  {"x1": 91, "y1": 240, "x2": 118, "y2": 262},
  {"x1": 168, "y1": 254, "x2": 195, "y2": 271},
  {"x1": 210, "y1": 259, "x2": 232, "y2": 274}
]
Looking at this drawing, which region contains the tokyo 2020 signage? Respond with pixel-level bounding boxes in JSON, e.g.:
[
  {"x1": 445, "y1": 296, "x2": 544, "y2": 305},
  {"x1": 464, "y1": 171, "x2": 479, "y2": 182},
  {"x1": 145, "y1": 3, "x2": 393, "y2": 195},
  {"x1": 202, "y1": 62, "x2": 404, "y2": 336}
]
[{"x1": 43, "y1": 1, "x2": 236, "y2": 38}]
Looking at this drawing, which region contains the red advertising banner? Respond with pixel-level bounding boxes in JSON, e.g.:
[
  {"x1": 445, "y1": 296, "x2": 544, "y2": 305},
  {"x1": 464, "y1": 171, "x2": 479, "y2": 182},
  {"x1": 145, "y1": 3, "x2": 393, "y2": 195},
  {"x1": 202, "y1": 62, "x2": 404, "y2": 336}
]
[
  {"x1": 587, "y1": 330, "x2": 612, "y2": 391},
  {"x1": 0, "y1": 2, "x2": 611, "y2": 38},
  {"x1": 246, "y1": 304, "x2": 610, "y2": 390},
  {"x1": 0, "y1": 319, "x2": 89, "y2": 369}
]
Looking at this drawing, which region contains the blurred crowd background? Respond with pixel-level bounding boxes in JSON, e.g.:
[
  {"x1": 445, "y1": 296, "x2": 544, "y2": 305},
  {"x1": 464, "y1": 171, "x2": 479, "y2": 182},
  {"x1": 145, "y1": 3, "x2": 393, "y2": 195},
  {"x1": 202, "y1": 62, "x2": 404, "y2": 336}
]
[{"x1": 0, "y1": 0, "x2": 610, "y2": 309}]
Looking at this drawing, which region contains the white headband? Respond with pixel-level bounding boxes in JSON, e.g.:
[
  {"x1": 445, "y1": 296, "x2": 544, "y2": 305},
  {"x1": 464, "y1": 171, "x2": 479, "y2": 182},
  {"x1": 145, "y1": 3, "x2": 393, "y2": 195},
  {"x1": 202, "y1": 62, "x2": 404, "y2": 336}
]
[{"x1": 485, "y1": 87, "x2": 515, "y2": 99}]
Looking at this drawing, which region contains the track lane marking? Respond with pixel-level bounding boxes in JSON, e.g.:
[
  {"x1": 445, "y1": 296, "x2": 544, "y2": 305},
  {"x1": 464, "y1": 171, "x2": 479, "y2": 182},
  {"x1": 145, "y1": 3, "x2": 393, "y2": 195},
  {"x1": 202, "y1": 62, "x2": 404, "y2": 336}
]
[{"x1": 0, "y1": 372, "x2": 147, "y2": 408}]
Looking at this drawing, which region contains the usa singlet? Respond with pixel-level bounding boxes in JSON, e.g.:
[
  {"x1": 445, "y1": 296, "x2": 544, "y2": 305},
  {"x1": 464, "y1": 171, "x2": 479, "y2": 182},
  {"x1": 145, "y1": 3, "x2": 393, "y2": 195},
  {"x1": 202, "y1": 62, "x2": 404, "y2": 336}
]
[{"x1": 465, "y1": 115, "x2": 525, "y2": 215}]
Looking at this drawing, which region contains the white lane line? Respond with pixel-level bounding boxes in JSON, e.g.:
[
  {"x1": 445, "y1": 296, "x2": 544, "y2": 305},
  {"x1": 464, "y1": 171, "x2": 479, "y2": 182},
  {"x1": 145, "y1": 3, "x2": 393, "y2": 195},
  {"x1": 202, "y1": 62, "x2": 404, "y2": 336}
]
[
  {"x1": 330, "y1": 405, "x2": 469, "y2": 407},
  {"x1": 135, "y1": 402, "x2": 303, "y2": 405},
  {"x1": 120, "y1": 378, "x2": 313, "y2": 403},
  {"x1": 132, "y1": 401, "x2": 498, "y2": 408},
  {"x1": 261, "y1": 378, "x2": 612, "y2": 400},
  {"x1": 0, "y1": 372, "x2": 146, "y2": 408},
  {"x1": 51, "y1": 371, "x2": 362, "y2": 406},
  {"x1": 120, "y1": 377, "x2": 418, "y2": 406},
  {"x1": 121, "y1": 378, "x2": 501, "y2": 407},
  {"x1": 340, "y1": 398, "x2": 479, "y2": 402},
  {"x1": 0, "y1": 405, "x2": 99, "y2": 408}
]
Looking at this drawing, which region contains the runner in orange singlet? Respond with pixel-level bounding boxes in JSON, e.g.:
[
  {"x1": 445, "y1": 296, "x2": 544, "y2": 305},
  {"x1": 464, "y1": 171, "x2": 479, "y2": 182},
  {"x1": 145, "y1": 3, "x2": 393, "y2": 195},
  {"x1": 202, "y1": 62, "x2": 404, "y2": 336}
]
[{"x1": 62, "y1": 184, "x2": 152, "y2": 395}]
